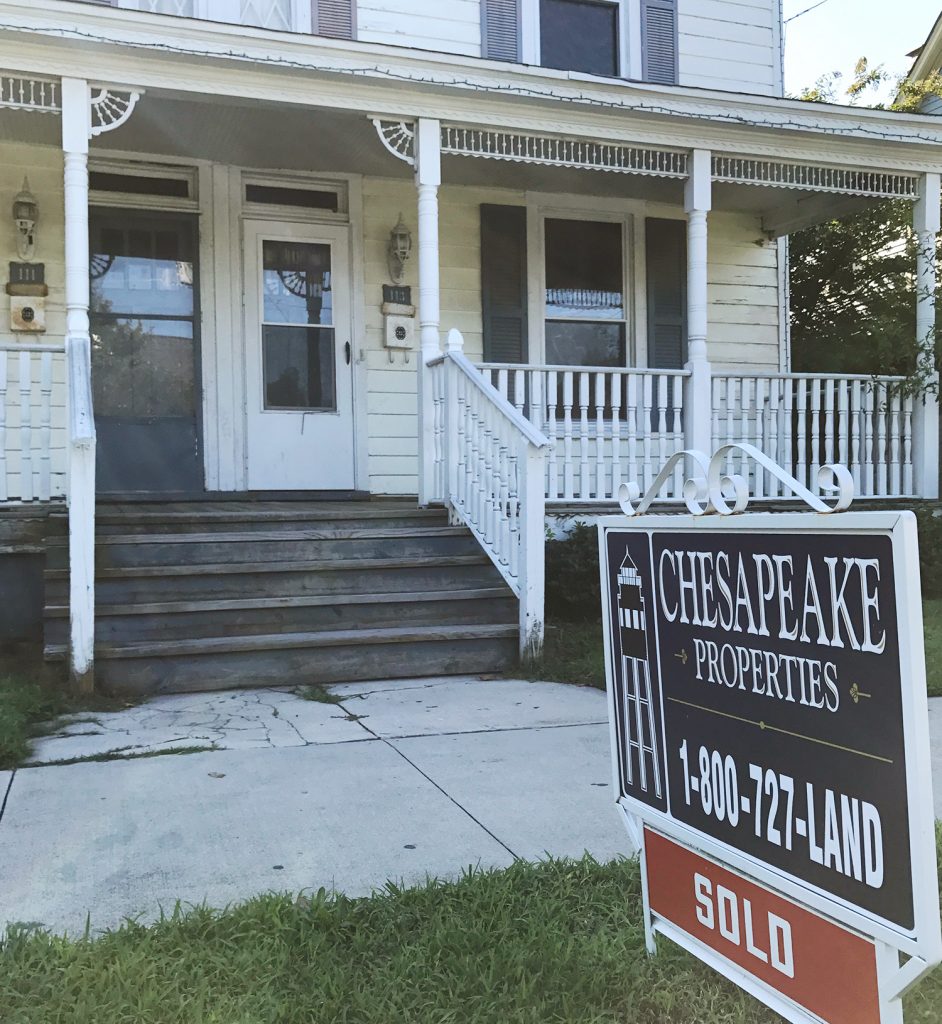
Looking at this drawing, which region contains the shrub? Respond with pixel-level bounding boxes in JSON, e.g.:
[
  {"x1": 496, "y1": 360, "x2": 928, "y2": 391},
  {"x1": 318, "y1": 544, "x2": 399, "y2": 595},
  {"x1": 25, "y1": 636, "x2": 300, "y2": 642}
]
[
  {"x1": 545, "y1": 523, "x2": 601, "y2": 623},
  {"x1": 916, "y1": 508, "x2": 942, "y2": 598}
]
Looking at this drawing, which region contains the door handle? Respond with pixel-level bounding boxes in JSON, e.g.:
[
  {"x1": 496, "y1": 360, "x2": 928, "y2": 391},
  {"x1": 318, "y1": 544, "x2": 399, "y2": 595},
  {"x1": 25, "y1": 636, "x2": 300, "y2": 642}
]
[{"x1": 344, "y1": 341, "x2": 351, "y2": 365}]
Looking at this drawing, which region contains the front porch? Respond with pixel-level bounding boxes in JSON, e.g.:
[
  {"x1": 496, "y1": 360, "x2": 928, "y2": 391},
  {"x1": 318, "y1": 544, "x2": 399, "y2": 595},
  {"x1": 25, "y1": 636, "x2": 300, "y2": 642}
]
[{"x1": 1, "y1": 54, "x2": 942, "y2": 686}]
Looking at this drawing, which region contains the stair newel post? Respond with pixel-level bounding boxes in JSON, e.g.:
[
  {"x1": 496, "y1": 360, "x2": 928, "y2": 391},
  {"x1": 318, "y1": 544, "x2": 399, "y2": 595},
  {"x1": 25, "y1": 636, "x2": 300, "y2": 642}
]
[
  {"x1": 416, "y1": 118, "x2": 442, "y2": 506},
  {"x1": 683, "y1": 149, "x2": 713, "y2": 459},
  {"x1": 913, "y1": 172, "x2": 941, "y2": 500},
  {"x1": 62, "y1": 77, "x2": 96, "y2": 693},
  {"x1": 444, "y1": 329, "x2": 463, "y2": 516},
  {"x1": 517, "y1": 435, "x2": 545, "y2": 660}
]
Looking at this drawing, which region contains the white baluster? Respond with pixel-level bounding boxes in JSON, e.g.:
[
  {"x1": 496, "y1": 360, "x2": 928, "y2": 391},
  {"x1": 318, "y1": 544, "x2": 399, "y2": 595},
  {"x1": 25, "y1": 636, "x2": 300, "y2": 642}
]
[
  {"x1": 673, "y1": 374, "x2": 685, "y2": 498},
  {"x1": 656, "y1": 374, "x2": 668, "y2": 490},
  {"x1": 512, "y1": 371, "x2": 526, "y2": 420},
  {"x1": 497, "y1": 367, "x2": 508, "y2": 403},
  {"x1": 903, "y1": 393, "x2": 914, "y2": 495},
  {"x1": 768, "y1": 378, "x2": 780, "y2": 497},
  {"x1": 725, "y1": 376, "x2": 735, "y2": 483},
  {"x1": 578, "y1": 372, "x2": 590, "y2": 500},
  {"x1": 711, "y1": 374, "x2": 720, "y2": 452},
  {"x1": 863, "y1": 385, "x2": 876, "y2": 496},
  {"x1": 562, "y1": 371, "x2": 574, "y2": 500},
  {"x1": 595, "y1": 372, "x2": 606, "y2": 499},
  {"x1": 642, "y1": 375, "x2": 654, "y2": 491},
  {"x1": 611, "y1": 371, "x2": 622, "y2": 498},
  {"x1": 850, "y1": 380, "x2": 862, "y2": 494},
  {"x1": 546, "y1": 370, "x2": 559, "y2": 500},
  {"x1": 823, "y1": 378, "x2": 835, "y2": 475},
  {"x1": 626, "y1": 373, "x2": 638, "y2": 487},
  {"x1": 875, "y1": 381, "x2": 888, "y2": 496},
  {"x1": 19, "y1": 350, "x2": 33, "y2": 501},
  {"x1": 782, "y1": 377, "x2": 794, "y2": 482},
  {"x1": 754, "y1": 378, "x2": 766, "y2": 499},
  {"x1": 809, "y1": 377, "x2": 822, "y2": 486},
  {"x1": 837, "y1": 379, "x2": 848, "y2": 472},
  {"x1": 889, "y1": 388, "x2": 902, "y2": 496},
  {"x1": 796, "y1": 379, "x2": 807, "y2": 489}
]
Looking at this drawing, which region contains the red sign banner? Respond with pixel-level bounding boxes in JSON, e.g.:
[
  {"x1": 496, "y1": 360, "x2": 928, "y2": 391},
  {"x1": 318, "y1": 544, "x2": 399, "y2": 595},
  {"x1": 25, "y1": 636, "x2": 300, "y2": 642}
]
[{"x1": 644, "y1": 828, "x2": 881, "y2": 1024}]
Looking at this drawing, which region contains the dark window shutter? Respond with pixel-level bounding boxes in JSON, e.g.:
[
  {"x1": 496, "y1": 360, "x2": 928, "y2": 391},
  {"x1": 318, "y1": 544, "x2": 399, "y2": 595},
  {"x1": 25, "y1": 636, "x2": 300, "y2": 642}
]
[
  {"x1": 641, "y1": 0, "x2": 678, "y2": 85},
  {"x1": 481, "y1": 205, "x2": 528, "y2": 363},
  {"x1": 482, "y1": 0, "x2": 521, "y2": 62},
  {"x1": 313, "y1": 0, "x2": 355, "y2": 39},
  {"x1": 645, "y1": 218, "x2": 686, "y2": 368}
]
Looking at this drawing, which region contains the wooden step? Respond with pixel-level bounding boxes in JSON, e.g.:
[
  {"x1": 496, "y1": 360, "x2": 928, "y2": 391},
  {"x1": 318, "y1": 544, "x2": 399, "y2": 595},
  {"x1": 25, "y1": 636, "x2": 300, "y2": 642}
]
[
  {"x1": 91, "y1": 504, "x2": 447, "y2": 534},
  {"x1": 44, "y1": 555, "x2": 504, "y2": 604},
  {"x1": 44, "y1": 528, "x2": 479, "y2": 570},
  {"x1": 43, "y1": 588, "x2": 517, "y2": 646},
  {"x1": 48, "y1": 624, "x2": 520, "y2": 697}
]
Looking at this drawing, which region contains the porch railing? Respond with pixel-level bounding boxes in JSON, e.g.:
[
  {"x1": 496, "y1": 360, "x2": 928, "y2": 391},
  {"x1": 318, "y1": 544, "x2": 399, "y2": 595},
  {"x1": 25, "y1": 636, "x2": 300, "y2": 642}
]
[
  {"x1": 477, "y1": 364, "x2": 690, "y2": 502},
  {"x1": 712, "y1": 372, "x2": 918, "y2": 499},
  {"x1": 428, "y1": 333, "x2": 549, "y2": 656},
  {"x1": 0, "y1": 342, "x2": 67, "y2": 502}
]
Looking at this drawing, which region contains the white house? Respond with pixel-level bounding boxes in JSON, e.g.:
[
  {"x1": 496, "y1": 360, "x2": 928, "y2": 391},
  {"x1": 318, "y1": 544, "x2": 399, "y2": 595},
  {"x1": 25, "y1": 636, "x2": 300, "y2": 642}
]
[{"x1": 0, "y1": 0, "x2": 941, "y2": 693}]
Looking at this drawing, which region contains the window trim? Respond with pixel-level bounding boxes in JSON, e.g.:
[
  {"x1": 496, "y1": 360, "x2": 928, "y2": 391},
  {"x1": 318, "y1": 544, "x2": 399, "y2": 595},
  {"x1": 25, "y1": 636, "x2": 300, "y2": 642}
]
[{"x1": 88, "y1": 159, "x2": 199, "y2": 212}]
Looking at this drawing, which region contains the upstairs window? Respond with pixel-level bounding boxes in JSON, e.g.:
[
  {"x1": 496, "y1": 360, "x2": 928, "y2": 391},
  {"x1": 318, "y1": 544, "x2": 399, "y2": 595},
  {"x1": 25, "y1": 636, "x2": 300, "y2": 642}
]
[{"x1": 539, "y1": 0, "x2": 618, "y2": 77}]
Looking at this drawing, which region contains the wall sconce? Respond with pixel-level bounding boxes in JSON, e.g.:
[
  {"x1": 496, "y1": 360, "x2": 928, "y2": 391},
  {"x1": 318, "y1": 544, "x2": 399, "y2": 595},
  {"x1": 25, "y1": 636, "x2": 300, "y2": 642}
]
[
  {"x1": 387, "y1": 213, "x2": 412, "y2": 284},
  {"x1": 13, "y1": 178, "x2": 38, "y2": 262}
]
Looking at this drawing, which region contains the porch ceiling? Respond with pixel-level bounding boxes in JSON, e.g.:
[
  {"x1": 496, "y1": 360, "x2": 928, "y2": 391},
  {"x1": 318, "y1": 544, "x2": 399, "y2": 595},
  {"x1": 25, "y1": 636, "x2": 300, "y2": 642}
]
[{"x1": 0, "y1": 89, "x2": 898, "y2": 225}]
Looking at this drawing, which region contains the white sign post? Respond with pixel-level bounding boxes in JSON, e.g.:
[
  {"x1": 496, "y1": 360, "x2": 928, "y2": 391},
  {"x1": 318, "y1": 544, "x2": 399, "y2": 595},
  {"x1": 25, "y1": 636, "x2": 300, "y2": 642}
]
[{"x1": 599, "y1": 445, "x2": 941, "y2": 1024}]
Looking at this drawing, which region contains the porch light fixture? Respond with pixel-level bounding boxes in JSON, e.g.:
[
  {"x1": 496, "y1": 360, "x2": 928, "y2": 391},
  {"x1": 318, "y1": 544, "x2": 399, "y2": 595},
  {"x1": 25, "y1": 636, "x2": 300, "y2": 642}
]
[
  {"x1": 387, "y1": 213, "x2": 412, "y2": 284},
  {"x1": 13, "y1": 177, "x2": 38, "y2": 262}
]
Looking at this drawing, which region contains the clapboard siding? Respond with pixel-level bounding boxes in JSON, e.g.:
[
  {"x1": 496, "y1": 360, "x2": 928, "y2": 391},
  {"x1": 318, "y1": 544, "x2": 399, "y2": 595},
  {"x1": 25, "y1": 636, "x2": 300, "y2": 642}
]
[
  {"x1": 361, "y1": 178, "x2": 520, "y2": 494},
  {"x1": 707, "y1": 212, "x2": 780, "y2": 369},
  {"x1": 357, "y1": 0, "x2": 481, "y2": 55},
  {"x1": 678, "y1": 0, "x2": 780, "y2": 96},
  {"x1": 0, "y1": 143, "x2": 68, "y2": 500}
]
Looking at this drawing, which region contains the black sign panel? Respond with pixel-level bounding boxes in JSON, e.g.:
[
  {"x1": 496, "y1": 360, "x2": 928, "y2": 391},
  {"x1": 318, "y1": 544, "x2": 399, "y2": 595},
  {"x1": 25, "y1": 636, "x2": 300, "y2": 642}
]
[{"x1": 604, "y1": 525, "x2": 913, "y2": 933}]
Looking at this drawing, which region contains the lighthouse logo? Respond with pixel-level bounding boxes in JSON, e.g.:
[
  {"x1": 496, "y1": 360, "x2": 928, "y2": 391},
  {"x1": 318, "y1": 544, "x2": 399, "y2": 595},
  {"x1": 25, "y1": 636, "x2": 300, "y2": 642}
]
[{"x1": 615, "y1": 550, "x2": 663, "y2": 801}]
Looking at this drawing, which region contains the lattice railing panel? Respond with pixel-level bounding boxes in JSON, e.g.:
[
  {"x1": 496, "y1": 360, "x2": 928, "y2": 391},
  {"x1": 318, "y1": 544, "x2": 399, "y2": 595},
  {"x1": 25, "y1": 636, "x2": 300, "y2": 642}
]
[
  {"x1": 0, "y1": 74, "x2": 59, "y2": 113},
  {"x1": 241, "y1": 0, "x2": 292, "y2": 29},
  {"x1": 712, "y1": 155, "x2": 919, "y2": 199},
  {"x1": 441, "y1": 125, "x2": 688, "y2": 177}
]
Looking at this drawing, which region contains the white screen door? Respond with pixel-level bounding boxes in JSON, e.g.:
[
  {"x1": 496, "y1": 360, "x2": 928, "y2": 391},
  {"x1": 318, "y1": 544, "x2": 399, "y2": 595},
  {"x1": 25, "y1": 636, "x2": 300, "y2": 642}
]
[{"x1": 244, "y1": 221, "x2": 354, "y2": 490}]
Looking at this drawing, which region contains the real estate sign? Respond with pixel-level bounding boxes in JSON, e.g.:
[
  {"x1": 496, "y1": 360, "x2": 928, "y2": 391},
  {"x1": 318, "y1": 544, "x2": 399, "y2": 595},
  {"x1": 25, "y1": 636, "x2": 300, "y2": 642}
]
[{"x1": 599, "y1": 511, "x2": 941, "y2": 1024}]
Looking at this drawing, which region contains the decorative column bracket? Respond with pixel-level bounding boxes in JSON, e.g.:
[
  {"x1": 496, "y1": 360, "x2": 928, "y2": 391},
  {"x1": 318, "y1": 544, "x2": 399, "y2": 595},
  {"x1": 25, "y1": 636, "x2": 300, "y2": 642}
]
[
  {"x1": 372, "y1": 118, "x2": 416, "y2": 165},
  {"x1": 90, "y1": 87, "x2": 142, "y2": 137}
]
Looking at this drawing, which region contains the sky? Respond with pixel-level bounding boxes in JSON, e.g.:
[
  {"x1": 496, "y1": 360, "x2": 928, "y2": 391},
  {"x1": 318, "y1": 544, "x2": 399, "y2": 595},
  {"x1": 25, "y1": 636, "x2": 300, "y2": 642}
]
[{"x1": 782, "y1": 0, "x2": 941, "y2": 103}]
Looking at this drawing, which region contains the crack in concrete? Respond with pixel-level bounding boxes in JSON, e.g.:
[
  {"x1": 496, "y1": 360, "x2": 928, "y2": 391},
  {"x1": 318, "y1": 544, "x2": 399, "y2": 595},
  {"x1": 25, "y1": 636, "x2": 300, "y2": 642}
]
[
  {"x1": 0, "y1": 770, "x2": 15, "y2": 826},
  {"x1": 335, "y1": 698, "x2": 520, "y2": 861}
]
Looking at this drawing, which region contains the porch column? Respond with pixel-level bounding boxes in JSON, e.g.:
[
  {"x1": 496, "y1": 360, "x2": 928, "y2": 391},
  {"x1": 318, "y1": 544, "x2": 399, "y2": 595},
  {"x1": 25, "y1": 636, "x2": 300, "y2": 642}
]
[
  {"x1": 61, "y1": 78, "x2": 96, "y2": 692},
  {"x1": 415, "y1": 117, "x2": 442, "y2": 505},
  {"x1": 914, "y1": 172, "x2": 940, "y2": 500},
  {"x1": 684, "y1": 148, "x2": 713, "y2": 457}
]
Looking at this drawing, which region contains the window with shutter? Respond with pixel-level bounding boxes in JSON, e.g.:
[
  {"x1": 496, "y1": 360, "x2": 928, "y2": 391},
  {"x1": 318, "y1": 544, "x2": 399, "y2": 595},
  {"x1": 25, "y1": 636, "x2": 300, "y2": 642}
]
[
  {"x1": 312, "y1": 0, "x2": 355, "y2": 39},
  {"x1": 481, "y1": 205, "x2": 528, "y2": 363},
  {"x1": 645, "y1": 218, "x2": 686, "y2": 369},
  {"x1": 482, "y1": 0, "x2": 521, "y2": 62},
  {"x1": 641, "y1": 0, "x2": 677, "y2": 85}
]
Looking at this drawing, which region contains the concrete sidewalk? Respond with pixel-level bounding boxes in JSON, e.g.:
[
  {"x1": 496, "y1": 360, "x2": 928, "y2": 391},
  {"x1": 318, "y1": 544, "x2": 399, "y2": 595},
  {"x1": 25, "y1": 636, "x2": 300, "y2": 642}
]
[{"x1": 0, "y1": 678, "x2": 632, "y2": 937}]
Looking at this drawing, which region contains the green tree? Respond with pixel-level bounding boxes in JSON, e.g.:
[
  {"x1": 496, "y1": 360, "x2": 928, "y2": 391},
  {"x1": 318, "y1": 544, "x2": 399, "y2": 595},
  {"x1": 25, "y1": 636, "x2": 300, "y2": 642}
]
[{"x1": 789, "y1": 60, "x2": 942, "y2": 391}]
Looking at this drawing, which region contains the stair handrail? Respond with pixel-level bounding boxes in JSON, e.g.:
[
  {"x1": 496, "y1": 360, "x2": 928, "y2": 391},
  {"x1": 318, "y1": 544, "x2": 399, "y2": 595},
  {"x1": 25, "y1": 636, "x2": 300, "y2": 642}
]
[{"x1": 427, "y1": 330, "x2": 550, "y2": 658}]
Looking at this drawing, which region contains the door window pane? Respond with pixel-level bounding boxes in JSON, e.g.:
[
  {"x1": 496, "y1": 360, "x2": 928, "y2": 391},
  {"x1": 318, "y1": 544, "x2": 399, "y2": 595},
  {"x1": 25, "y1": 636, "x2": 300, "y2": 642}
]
[
  {"x1": 91, "y1": 318, "x2": 196, "y2": 417},
  {"x1": 545, "y1": 218, "x2": 626, "y2": 366},
  {"x1": 262, "y1": 241, "x2": 332, "y2": 326},
  {"x1": 91, "y1": 225, "x2": 194, "y2": 318},
  {"x1": 540, "y1": 0, "x2": 618, "y2": 77},
  {"x1": 263, "y1": 326, "x2": 336, "y2": 411}
]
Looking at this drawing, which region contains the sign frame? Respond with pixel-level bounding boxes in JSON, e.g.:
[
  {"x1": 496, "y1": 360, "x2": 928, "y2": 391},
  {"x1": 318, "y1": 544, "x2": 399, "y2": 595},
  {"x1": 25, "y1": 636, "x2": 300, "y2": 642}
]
[{"x1": 599, "y1": 508, "x2": 941, "y2": 1018}]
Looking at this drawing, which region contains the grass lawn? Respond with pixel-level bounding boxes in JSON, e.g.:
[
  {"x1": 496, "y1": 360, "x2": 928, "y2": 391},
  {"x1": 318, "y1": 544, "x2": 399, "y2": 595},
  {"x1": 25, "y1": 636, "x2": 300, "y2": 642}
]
[
  {"x1": 2, "y1": 850, "x2": 941, "y2": 1024},
  {"x1": 0, "y1": 677, "x2": 135, "y2": 770},
  {"x1": 535, "y1": 600, "x2": 942, "y2": 699}
]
